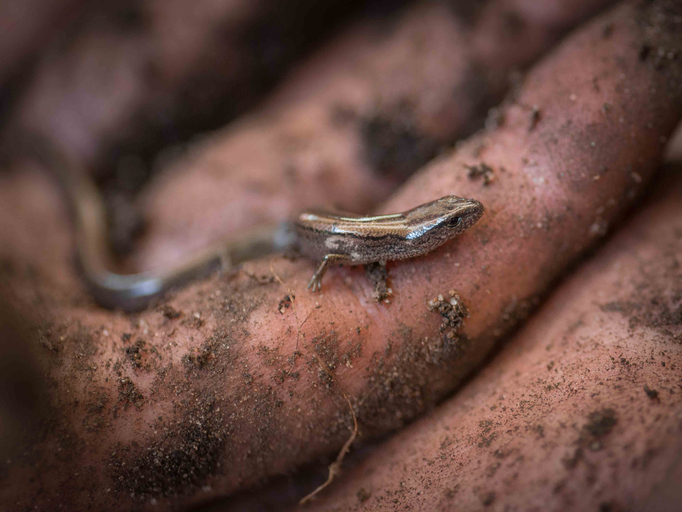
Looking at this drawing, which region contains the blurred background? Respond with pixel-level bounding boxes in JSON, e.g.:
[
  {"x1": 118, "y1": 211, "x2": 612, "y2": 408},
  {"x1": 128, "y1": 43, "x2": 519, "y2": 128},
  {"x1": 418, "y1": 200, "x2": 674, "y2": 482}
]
[{"x1": 0, "y1": 0, "x2": 411, "y2": 253}]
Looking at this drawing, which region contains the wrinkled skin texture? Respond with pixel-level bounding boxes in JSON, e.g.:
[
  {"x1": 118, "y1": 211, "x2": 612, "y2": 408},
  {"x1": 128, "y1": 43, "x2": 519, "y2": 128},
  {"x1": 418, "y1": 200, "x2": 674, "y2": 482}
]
[{"x1": 1, "y1": 1, "x2": 682, "y2": 511}]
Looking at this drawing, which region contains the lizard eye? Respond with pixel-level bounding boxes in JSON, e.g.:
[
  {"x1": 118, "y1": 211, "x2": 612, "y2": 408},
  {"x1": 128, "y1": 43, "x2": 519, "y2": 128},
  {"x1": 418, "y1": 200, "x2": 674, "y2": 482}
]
[{"x1": 446, "y1": 216, "x2": 462, "y2": 228}]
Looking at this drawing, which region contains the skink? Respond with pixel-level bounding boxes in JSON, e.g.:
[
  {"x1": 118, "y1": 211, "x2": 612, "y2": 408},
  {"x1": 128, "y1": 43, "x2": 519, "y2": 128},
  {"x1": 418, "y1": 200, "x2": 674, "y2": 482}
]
[
  {"x1": 296, "y1": 197, "x2": 483, "y2": 291},
  {"x1": 21, "y1": 136, "x2": 484, "y2": 311}
]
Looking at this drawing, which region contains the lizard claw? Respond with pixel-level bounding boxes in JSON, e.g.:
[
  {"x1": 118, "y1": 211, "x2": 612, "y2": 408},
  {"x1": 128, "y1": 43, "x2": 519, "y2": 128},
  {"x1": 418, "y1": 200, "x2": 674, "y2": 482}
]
[{"x1": 307, "y1": 276, "x2": 321, "y2": 292}]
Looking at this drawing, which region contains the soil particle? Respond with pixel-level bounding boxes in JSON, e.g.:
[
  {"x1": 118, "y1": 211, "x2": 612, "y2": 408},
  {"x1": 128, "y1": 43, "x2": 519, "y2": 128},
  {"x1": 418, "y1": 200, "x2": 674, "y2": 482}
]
[
  {"x1": 636, "y1": 0, "x2": 682, "y2": 79},
  {"x1": 528, "y1": 106, "x2": 541, "y2": 131},
  {"x1": 562, "y1": 447, "x2": 584, "y2": 470},
  {"x1": 365, "y1": 261, "x2": 391, "y2": 302},
  {"x1": 111, "y1": 397, "x2": 225, "y2": 500},
  {"x1": 601, "y1": 297, "x2": 682, "y2": 334},
  {"x1": 465, "y1": 162, "x2": 495, "y2": 185},
  {"x1": 255, "y1": 345, "x2": 302, "y2": 385},
  {"x1": 481, "y1": 491, "x2": 496, "y2": 507},
  {"x1": 485, "y1": 461, "x2": 501, "y2": 478},
  {"x1": 124, "y1": 338, "x2": 146, "y2": 369},
  {"x1": 357, "y1": 487, "x2": 371, "y2": 503},
  {"x1": 182, "y1": 344, "x2": 215, "y2": 372},
  {"x1": 309, "y1": 330, "x2": 362, "y2": 374},
  {"x1": 562, "y1": 408, "x2": 619, "y2": 469},
  {"x1": 118, "y1": 377, "x2": 143, "y2": 409},
  {"x1": 533, "y1": 424, "x2": 545, "y2": 439},
  {"x1": 342, "y1": 343, "x2": 362, "y2": 369},
  {"x1": 312, "y1": 331, "x2": 342, "y2": 371},
  {"x1": 161, "y1": 305, "x2": 181, "y2": 320},
  {"x1": 427, "y1": 291, "x2": 468, "y2": 341},
  {"x1": 581, "y1": 408, "x2": 618, "y2": 452},
  {"x1": 277, "y1": 294, "x2": 294, "y2": 314},
  {"x1": 317, "y1": 367, "x2": 334, "y2": 390},
  {"x1": 182, "y1": 325, "x2": 236, "y2": 374},
  {"x1": 184, "y1": 311, "x2": 204, "y2": 329},
  {"x1": 638, "y1": 43, "x2": 652, "y2": 62},
  {"x1": 583, "y1": 408, "x2": 618, "y2": 439},
  {"x1": 599, "y1": 501, "x2": 618, "y2": 512},
  {"x1": 57, "y1": 326, "x2": 98, "y2": 368},
  {"x1": 598, "y1": 242, "x2": 681, "y2": 340},
  {"x1": 478, "y1": 419, "x2": 498, "y2": 448},
  {"x1": 643, "y1": 385, "x2": 660, "y2": 400},
  {"x1": 354, "y1": 335, "x2": 432, "y2": 431}
]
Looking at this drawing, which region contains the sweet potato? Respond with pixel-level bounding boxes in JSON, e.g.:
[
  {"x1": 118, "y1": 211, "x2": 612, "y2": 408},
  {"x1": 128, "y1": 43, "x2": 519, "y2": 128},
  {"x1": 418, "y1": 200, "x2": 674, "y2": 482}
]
[{"x1": 298, "y1": 165, "x2": 682, "y2": 512}]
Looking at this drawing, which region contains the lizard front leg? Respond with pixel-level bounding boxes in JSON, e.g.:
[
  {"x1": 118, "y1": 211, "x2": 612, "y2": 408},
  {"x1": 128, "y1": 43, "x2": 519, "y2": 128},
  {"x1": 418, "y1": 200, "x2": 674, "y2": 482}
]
[{"x1": 307, "y1": 254, "x2": 349, "y2": 292}]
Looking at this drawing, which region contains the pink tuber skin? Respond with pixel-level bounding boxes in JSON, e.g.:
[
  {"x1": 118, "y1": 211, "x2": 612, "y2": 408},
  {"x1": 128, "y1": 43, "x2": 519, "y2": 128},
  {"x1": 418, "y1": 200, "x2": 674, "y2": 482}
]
[
  {"x1": 299, "y1": 164, "x2": 682, "y2": 512},
  {"x1": 0, "y1": 0, "x2": 681, "y2": 510}
]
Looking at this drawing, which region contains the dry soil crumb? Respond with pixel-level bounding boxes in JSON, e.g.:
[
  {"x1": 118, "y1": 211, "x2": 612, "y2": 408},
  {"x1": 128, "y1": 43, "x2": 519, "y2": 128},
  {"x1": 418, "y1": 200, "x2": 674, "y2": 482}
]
[
  {"x1": 465, "y1": 162, "x2": 495, "y2": 185},
  {"x1": 580, "y1": 408, "x2": 618, "y2": 452},
  {"x1": 365, "y1": 262, "x2": 391, "y2": 302},
  {"x1": 427, "y1": 291, "x2": 469, "y2": 340}
]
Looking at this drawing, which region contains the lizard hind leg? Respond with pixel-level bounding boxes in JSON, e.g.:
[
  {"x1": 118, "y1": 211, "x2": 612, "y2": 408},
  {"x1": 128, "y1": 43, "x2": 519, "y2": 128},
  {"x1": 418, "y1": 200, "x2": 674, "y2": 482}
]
[{"x1": 307, "y1": 254, "x2": 348, "y2": 292}]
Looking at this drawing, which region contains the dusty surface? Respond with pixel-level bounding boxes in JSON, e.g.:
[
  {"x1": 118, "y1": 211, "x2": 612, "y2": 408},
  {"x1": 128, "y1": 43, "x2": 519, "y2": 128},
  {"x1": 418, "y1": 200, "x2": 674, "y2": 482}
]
[
  {"x1": 300, "y1": 167, "x2": 682, "y2": 512},
  {"x1": 0, "y1": 1, "x2": 680, "y2": 511}
]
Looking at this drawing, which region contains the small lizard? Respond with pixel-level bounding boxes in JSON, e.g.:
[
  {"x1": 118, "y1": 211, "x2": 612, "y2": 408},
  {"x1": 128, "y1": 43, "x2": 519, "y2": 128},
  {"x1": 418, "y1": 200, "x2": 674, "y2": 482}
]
[
  {"x1": 20, "y1": 136, "x2": 483, "y2": 311},
  {"x1": 295, "y1": 196, "x2": 483, "y2": 291}
]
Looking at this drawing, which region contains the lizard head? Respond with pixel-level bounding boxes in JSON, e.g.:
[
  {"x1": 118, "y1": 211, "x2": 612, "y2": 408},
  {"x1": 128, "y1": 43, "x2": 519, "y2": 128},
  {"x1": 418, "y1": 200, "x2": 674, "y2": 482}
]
[
  {"x1": 402, "y1": 195, "x2": 484, "y2": 245},
  {"x1": 433, "y1": 195, "x2": 484, "y2": 234}
]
